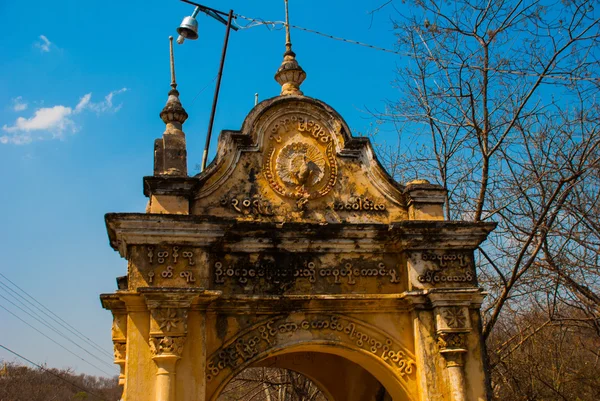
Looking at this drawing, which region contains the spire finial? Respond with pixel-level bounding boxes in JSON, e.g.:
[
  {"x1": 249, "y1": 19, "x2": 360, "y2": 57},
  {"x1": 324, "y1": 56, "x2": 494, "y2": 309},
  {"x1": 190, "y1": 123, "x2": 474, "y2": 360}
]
[
  {"x1": 169, "y1": 36, "x2": 177, "y2": 91},
  {"x1": 274, "y1": 0, "x2": 306, "y2": 96},
  {"x1": 160, "y1": 36, "x2": 188, "y2": 125},
  {"x1": 285, "y1": 0, "x2": 292, "y2": 52}
]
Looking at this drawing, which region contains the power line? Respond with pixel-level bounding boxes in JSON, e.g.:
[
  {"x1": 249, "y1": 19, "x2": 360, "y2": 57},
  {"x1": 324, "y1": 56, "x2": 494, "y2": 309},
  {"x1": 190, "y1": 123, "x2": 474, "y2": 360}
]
[
  {"x1": 0, "y1": 273, "x2": 113, "y2": 359},
  {"x1": 0, "y1": 303, "x2": 116, "y2": 377},
  {"x1": 0, "y1": 281, "x2": 114, "y2": 361},
  {"x1": 289, "y1": 24, "x2": 403, "y2": 56},
  {"x1": 234, "y1": 14, "x2": 599, "y2": 84},
  {"x1": 190, "y1": 74, "x2": 218, "y2": 104},
  {"x1": 0, "y1": 293, "x2": 115, "y2": 369},
  {"x1": 0, "y1": 343, "x2": 108, "y2": 400},
  {"x1": 234, "y1": 14, "x2": 404, "y2": 56}
]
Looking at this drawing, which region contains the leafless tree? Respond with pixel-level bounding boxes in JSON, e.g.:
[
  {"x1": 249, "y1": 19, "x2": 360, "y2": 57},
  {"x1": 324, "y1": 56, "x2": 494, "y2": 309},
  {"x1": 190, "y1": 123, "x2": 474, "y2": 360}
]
[
  {"x1": 0, "y1": 361, "x2": 120, "y2": 401},
  {"x1": 217, "y1": 367, "x2": 327, "y2": 401},
  {"x1": 369, "y1": 0, "x2": 600, "y2": 398}
]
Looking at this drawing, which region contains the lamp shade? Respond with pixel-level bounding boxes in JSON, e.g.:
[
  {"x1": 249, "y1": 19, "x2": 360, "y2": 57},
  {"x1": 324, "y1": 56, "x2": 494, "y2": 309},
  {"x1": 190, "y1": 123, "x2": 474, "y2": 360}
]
[{"x1": 176, "y1": 16, "x2": 199, "y2": 40}]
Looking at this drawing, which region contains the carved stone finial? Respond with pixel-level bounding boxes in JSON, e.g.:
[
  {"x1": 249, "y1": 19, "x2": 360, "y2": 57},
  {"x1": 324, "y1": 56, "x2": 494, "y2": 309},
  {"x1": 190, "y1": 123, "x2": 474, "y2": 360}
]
[
  {"x1": 274, "y1": 0, "x2": 306, "y2": 96},
  {"x1": 160, "y1": 36, "x2": 188, "y2": 125},
  {"x1": 154, "y1": 37, "x2": 189, "y2": 177}
]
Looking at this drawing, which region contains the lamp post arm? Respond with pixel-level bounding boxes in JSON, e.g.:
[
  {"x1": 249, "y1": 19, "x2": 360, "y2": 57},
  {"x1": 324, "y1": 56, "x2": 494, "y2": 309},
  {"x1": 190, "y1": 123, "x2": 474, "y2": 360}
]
[{"x1": 180, "y1": 0, "x2": 238, "y2": 30}]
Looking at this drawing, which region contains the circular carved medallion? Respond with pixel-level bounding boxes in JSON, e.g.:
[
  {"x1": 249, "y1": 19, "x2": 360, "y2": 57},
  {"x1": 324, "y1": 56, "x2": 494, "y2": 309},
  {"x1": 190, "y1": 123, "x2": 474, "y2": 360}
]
[
  {"x1": 276, "y1": 142, "x2": 325, "y2": 187},
  {"x1": 263, "y1": 114, "x2": 337, "y2": 206}
]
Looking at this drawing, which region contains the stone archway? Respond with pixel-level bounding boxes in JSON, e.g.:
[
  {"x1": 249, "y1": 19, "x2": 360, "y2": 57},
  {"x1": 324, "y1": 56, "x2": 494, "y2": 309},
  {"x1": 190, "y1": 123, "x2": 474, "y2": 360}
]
[
  {"x1": 204, "y1": 313, "x2": 416, "y2": 387},
  {"x1": 100, "y1": 49, "x2": 495, "y2": 401}
]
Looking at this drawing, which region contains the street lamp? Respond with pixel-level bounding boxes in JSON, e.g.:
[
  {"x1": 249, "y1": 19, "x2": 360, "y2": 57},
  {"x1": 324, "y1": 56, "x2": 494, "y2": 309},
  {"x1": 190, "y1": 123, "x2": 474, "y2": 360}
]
[{"x1": 175, "y1": 0, "x2": 239, "y2": 172}]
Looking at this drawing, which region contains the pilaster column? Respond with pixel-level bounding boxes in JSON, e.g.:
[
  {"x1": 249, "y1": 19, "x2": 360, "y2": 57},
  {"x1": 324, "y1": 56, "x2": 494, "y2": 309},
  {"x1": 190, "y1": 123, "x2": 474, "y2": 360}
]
[
  {"x1": 437, "y1": 333, "x2": 468, "y2": 401},
  {"x1": 100, "y1": 295, "x2": 128, "y2": 397},
  {"x1": 143, "y1": 291, "x2": 193, "y2": 401},
  {"x1": 150, "y1": 336, "x2": 186, "y2": 401},
  {"x1": 430, "y1": 293, "x2": 477, "y2": 401},
  {"x1": 141, "y1": 288, "x2": 219, "y2": 401}
]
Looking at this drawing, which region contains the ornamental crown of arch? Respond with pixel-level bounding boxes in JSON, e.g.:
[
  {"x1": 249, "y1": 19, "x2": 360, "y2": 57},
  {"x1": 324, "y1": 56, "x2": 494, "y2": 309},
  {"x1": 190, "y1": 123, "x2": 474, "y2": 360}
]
[{"x1": 187, "y1": 95, "x2": 419, "y2": 221}]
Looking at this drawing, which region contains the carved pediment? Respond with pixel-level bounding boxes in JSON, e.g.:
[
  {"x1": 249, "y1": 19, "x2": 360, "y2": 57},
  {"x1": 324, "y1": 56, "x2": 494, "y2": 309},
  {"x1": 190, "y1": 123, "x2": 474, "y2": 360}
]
[{"x1": 185, "y1": 95, "x2": 433, "y2": 224}]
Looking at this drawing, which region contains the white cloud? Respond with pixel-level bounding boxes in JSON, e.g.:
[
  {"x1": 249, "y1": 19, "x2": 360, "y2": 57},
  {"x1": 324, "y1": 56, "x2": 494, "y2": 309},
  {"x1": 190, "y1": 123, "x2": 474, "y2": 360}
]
[
  {"x1": 1, "y1": 88, "x2": 128, "y2": 145},
  {"x1": 2, "y1": 106, "x2": 75, "y2": 144},
  {"x1": 83, "y1": 88, "x2": 128, "y2": 114},
  {"x1": 75, "y1": 93, "x2": 91, "y2": 113},
  {"x1": 35, "y1": 35, "x2": 52, "y2": 52},
  {"x1": 11, "y1": 97, "x2": 28, "y2": 112}
]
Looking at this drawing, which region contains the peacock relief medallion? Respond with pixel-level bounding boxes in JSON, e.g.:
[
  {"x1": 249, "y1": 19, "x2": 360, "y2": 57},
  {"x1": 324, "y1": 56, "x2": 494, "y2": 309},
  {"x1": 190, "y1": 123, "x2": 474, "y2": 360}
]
[{"x1": 263, "y1": 114, "x2": 338, "y2": 208}]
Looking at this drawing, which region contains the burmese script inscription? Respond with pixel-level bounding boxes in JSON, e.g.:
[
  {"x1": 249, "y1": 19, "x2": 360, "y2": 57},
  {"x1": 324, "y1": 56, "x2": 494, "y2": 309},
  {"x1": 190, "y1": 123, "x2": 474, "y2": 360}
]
[
  {"x1": 416, "y1": 251, "x2": 474, "y2": 285},
  {"x1": 206, "y1": 314, "x2": 416, "y2": 382},
  {"x1": 144, "y1": 246, "x2": 198, "y2": 286},
  {"x1": 214, "y1": 259, "x2": 400, "y2": 290}
]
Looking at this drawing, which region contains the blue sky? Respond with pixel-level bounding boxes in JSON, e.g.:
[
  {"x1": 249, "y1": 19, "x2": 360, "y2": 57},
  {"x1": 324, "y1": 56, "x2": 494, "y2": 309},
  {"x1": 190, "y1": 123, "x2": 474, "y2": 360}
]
[{"x1": 0, "y1": 0, "x2": 403, "y2": 377}]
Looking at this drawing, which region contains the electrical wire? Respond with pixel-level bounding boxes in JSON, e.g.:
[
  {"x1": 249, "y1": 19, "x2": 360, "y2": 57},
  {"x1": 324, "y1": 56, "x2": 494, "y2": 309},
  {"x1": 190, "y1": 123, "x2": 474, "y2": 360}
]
[
  {"x1": 190, "y1": 74, "x2": 219, "y2": 105},
  {"x1": 0, "y1": 344, "x2": 108, "y2": 400},
  {"x1": 288, "y1": 24, "x2": 403, "y2": 55},
  {"x1": 0, "y1": 304, "x2": 116, "y2": 377},
  {"x1": 0, "y1": 293, "x2": 115, "y2": 369},
  {"x1": 234, "y1": 13, "x2": 599, "y2": 84},
  {"x1": 0, "y1": 281, "x2": 114, "y2": 362},
  {"x1": 0, "y1": 273, "x2": 113, "y2": 359},
  {"x1": 234, "y1": 14, "x2": 404, "y2": 56}
]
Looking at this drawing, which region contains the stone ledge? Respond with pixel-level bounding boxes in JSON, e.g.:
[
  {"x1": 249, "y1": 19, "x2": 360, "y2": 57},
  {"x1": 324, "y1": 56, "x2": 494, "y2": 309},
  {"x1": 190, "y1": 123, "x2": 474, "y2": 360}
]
[{"x1": 105, "y1": 213, "x2": 496, "y2": 257}]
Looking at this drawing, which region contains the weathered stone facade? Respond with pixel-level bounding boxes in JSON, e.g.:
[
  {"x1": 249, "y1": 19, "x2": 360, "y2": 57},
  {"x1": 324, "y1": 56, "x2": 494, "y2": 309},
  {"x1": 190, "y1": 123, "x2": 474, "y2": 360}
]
[{"x1": 101, "y1": 32, "x2": 495, "y2": 401}]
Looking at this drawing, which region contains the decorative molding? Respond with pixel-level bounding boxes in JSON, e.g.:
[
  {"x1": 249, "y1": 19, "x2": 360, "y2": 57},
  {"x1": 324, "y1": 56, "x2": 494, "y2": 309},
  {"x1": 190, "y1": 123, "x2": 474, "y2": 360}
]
[
  {"x1": 111, "y1": 314, "x2": 127, "y2": 341},
  {"x1": 113, "y1": 342, "x2": 126, "y2": 361},
  {"x1": 206, "y1": 314, "x2": 415, "y2": 382},
  {"x1": 151, "y1": 308, "x2": 188, "y2": 334},
  {"x1": 441, "y1": 307, "x2": 468, "y2": 329},
  {"x1": 437, "y1": 332, "x2": 467, "y2": 351},
  {"x1": 150, "y1": 336, "x2": 186, "y2": 357}
]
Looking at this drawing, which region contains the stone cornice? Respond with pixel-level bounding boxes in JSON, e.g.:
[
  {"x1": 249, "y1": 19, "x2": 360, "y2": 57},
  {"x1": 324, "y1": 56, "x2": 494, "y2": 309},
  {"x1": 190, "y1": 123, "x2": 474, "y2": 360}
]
[
  {"x1": 100, "y1": 294, "x2": 126, "y2": 312},
  {"x1": 403, "y1": 288, "x2": 487, "y2": 310},
  {"x1": 105, "y1": 213, "x2": 497, "y2": 258}
]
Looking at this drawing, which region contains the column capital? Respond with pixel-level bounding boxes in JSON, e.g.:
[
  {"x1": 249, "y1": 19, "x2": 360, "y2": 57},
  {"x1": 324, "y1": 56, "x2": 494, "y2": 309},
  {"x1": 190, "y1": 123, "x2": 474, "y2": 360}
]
[
  {"x1": 150, "y1": 336, "x2": 186, "y2": 360},
  {"x1": 437, "y1": 332, "x2": 468, "y2": 355}
]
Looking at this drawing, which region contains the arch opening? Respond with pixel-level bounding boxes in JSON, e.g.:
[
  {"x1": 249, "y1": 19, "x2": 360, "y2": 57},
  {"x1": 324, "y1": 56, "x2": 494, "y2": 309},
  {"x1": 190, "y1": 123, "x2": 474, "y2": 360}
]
[
  {"x1": 209, "y1": 343, "x2": 414, "y2": 401},
  {"x1": 217, "y1": 367, "x2": 329, "y2": 401}
]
